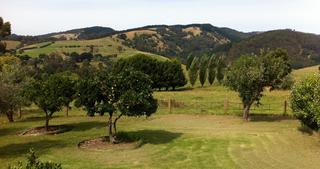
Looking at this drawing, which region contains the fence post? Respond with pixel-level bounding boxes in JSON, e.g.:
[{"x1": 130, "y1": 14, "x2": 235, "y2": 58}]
[
  {"x1": 168, "y1": 98, "x2": 172, "y2": 113},
  {"x1": 283, "y1": 100, "x2": 287, "y2": 116},
  {"x1": 224, "y1": 100, "x2": 229, "y2": 114}
]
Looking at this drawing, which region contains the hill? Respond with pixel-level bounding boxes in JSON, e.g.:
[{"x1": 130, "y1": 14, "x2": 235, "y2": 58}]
[
  {"x1": 292, "y1": 64, "x2": 320, "y2": 81},
  {"x1": 6, "y1": 26, "x2": 115, "y2": 45},
  {"x1": 18, "y1": 36, "x2": 167, "y2": 60},
  {"x1": 111, "y1": 24, "x2": 251, "y2": 60},
  {"x1": 7, "y1": 24, "x2": 252, "y2": 60},
  {"x1": 228, "y1": 29, "x2": 320, "y2": 68}
]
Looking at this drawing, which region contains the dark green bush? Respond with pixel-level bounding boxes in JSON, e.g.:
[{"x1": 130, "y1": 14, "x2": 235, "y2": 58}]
[{"x1": 291, "y1": 74, "x2": 320, "y2": 130}]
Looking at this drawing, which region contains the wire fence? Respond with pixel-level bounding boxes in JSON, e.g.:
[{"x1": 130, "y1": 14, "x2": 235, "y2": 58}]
[{"x1": 157, "y1": 99, "x2": 290, "y2": 116}]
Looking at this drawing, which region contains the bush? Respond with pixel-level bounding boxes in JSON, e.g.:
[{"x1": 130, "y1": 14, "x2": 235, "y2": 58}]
[
  {"x1": 291, "y1": 74, "x2": 320, "y2": 130},
  {"x1": 8, "y1": 149, "x2": 62, "y2": 169},
  {"x1": 274, "y1": 74, "x2": 294, "y2": 90}
]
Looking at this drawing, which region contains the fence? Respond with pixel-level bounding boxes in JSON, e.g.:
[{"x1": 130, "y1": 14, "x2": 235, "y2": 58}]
[{"x1": 157, "y1": 99, "x2": 290, "y2": 116}]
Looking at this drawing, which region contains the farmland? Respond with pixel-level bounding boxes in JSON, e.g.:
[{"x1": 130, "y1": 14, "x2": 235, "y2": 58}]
[
  {"x1": 18, "y1": 37, "x2": 166, "y2": 60},
  {"x1": 0, "y1": 66, "x2": 319, "y2": 169}
]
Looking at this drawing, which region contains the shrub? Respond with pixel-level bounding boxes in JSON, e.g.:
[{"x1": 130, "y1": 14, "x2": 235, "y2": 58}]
[
  {"x1": 291, "y1": 74, "x2": 320, "y2": 130},
  {"x1": 8, "y1": 149, "x2": 62, "y2": 169}
]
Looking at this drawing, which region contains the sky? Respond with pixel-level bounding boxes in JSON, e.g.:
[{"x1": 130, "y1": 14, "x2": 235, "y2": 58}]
[{"x1": 1, "y1": 0, "x2": 320, "y2": 35}]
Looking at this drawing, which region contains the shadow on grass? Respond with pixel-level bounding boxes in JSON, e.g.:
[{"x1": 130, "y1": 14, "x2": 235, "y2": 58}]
[
  {"x1": 297, "y1": 125, "x2": 314, "y2": 135},
  {"x1": 0, "y1": 127, "x2": 25, "y2": 137},
  {"x1": 250, "y1": 114, "x2": 295, "y2": 122},
  {"x1": 69, "y1": 121, "x2": 106, "y2": 132},
  {"x1": 123, "y1": 130, "x2": 182, "y2": 146},
  {"x1": 0, "y1": 140, "x2": 66, "y2": 159}
]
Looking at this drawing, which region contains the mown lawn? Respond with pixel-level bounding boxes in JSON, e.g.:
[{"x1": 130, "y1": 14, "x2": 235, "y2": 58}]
[{"x1": 1, "y1": 110, "x2": 320, "y2": 169}]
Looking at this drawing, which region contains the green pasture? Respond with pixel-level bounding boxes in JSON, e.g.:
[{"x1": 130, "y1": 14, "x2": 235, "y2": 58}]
[{"x1": 0, "y1": 64, "x2": 319, "y2": 169}]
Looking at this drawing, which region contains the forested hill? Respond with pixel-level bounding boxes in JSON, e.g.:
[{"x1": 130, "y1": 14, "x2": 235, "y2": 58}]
[
  {"x1": 6, "y1": 26, "x2": 116, "y2": 44},
  {"x1": 6, "y1": 24, "x2": 252, "y2": 60},
  {"x1": 227, "y1": 29, "x2": 320, "y2": 68},
  {"x1": 111, "y1": 24, "x2": 252, "y2": 59}
]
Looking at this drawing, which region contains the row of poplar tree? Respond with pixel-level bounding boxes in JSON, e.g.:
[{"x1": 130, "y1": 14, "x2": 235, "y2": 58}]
[{"x1": 186, "y1": 54, "x2": 226, "y2": 86}]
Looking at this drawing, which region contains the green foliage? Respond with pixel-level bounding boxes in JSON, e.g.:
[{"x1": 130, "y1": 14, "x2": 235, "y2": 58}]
[
  {"x1": 0, "y1": 62, "x2": 30, "y2": 122},
  {"x1": 274, "y1": 74, "x2": 294, "y2": 90},
  {"x1": 225, "y1": 49, "x2": 291, "y2": 120},
  {"x1": 216, "y1": 55, "x2": 226, "y2": 83},
  {"x1": 225, "y1": 55, "x2": 264, "y2": 107},
  {"x1": 188, "y1": 57, "x2": 199, "y2": 86},
  {"x1": 0, "y1": 17, "x2": 11, "y2": 53},
  {"x1": 291, "y1": 74, "x2": 320, "y2": 130},
  {"x1": 116, "y1": 69, "x2": 158, "y2": 117},
  {"x1": 113, "y1": 54, "x2": 186, "y2": 90},
  {"x1": 186, "y1": 54, "x2": 195, "y2": 70},
  {"x1": 75, "y1": 67, "x2": 157, "y2": 142},
  {"x1": 199, "y1": 56, "x2": 208, "y2": 87},
  {"x1": 24, "y1": 74, "x2": 75, "y2": 128},
  {"x1": 8, "y1": 149, "x2": 62, "y2": 169},
  {"x1": 0, "y1": 17, "x2": 11, "y2": 38},
  {"x1": 207, "y1": 55, "x2": 216, "y2": 85}
]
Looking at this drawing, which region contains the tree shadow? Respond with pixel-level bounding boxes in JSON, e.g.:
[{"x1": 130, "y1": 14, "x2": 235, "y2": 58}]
[
  {"x1": 68, "y1": 121, "x2": 106, "y2": 132},
  {"x1": 18, "y1": 116, "x2": 45, "y2": 122},
  {"x1": 0, "y1": 140, "x2": 66, "y2": 159},
  {"x1": 297, "y1": 126, "x2": 314, "y2": 136},
  {"x1": 123, "y1": 129, "x2": 182, "y2": 146},
  {"x1": 0, "y1": 127, "x2": 24, "y2": 137},
  {"x1": 249, "y1": 114, "x2": 295, "y2": 122}
]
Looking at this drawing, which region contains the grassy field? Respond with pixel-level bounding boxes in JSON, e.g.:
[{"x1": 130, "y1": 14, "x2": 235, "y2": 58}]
[
  {"x1": 1, "y1": 110, "x2": 320, "y2": 169},
  {"x1": 0, "y1": 65, "x2": 319, "y2": 169},
  {"x1": 18, "y1": 37, "x2": 167, "y2": 60}
]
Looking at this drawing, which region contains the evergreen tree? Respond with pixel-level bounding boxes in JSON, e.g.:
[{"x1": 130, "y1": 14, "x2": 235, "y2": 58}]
[
  {"x1": 208, "y1": 54, "x2": 216, "y2": 85},
  {"x1": 186, "y1": 54, "x2": 195, "y2": 70},
  {"x1": 216, "y1": 55, "x2": 226, "y2": 83},
  {"x1": 188, "y1": 57, "x2": 199, "y2": 86},
  {"x1": 199, "y1": 55, "x2": 209, "y2": 87}
]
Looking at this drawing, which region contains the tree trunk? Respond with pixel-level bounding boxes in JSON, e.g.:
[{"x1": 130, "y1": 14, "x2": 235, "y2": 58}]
[
  {"x1": 108, "y1": 113, "x2": 116, "y2": 144},
  {"x1": 18, "y1": 107, "x2": 22, "y2": 119},
  {"x1": 65, "y1": 106, "x2": 69, "y2": 117},
  {"x1": 243, "y1": 104, "x2": 251, "y2": 121},
  {"x1": 6, "y1": 111, "x2": 14, "y2": 122},
  {"x1": 45, "y1": 112, "x2": 50, "y2": 131},
  {"x1": 113, "y1": 114, "x2": 123, "y2": 135}
]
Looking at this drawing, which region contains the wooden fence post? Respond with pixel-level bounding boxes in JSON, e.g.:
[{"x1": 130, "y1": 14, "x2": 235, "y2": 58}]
[
  {"x1": 283, "y1": 100, "x2": 287, "y2": 116},
  {"x1": 224, "y1": 100, "x2": 229, "y2": 114},
  {"x1": 168, "y1": 99, "x2": 172, "y2": 113}
]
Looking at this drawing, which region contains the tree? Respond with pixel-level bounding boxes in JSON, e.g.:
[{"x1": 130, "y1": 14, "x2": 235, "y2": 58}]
[
  {"x1": 58, "y1": 73, "x2": 76, "y2": 117},
  {"x1": 216, "y1": 55, "x2": 226, "y2": 83},
  {"x1": 188, "y1": 57, "x2": 199, "y2": 86},
  {"x1": 290, "y1": 74, "x2": 320, "y2": 130},
  {"x1": 0, "y1": 61, "x2": 29, "y2": 122},
  {"x1": 208, "y1": 54, "x2": 216, "y2": 85},
  {"x1": 225, "y1": 49, "x2": 291, "y2": 120},
  {"x1": 199, "y1": 56, "x2": 208, "y2": 87},
  {"x1": 24, "y1": 74, "x2": 74, "y2": 130},
  {"x1": 186, "y1": 54, "x2": 195, "y2": 70},
  {"x1": 163, "y1": 60, "x2": 187, "y2": 90},
  {"x1": 0, "y1": 17, "x2": 11, "y2": 54},
  {"x1": 113, "y1": 54, "x2": 186, "y2": 90},
  {"x1": 75, "y1": 69, "x2": 157, "y2": 143}
]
